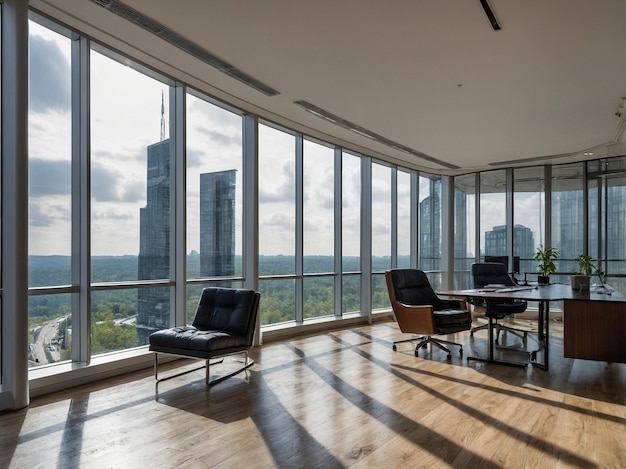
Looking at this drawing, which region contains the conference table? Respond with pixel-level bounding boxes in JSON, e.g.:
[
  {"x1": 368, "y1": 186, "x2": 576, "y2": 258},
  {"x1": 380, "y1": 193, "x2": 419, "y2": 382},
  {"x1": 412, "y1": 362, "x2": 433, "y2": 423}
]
[{"x1": 439, "y1": 282, "x2": 626, "y2": 371}]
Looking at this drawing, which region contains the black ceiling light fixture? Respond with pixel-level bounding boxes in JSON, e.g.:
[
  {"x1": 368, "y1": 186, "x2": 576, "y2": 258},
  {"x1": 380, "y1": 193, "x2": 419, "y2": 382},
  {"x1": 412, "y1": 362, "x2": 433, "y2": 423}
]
[{"x1": 479, "y1": 0, "x2": 501, "y2": 31}]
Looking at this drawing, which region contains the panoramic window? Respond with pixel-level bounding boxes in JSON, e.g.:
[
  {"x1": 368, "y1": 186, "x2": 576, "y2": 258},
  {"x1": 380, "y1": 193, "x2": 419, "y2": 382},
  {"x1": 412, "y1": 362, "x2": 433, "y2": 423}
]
[
  {"x1": 454, "y1": 173, "x2": 476, "y2": 289},
  {"x1": 342, "y1": 152, "x2": 361, "y2": 314},
  {"x1": 185, "y1": 92, "x2": 243, "y2": 321},
  {"x1": 90, "y1": 48, "x2": 171, "y2": 354},
  {"x1": 28, "y1": 21, "x2": 72, "y2": 366},
  {"x1": 302, "y1": 139, "x2": 335, "y2": 319},
  {"x1": 551, "y1": 163, "x2": 584, "y2": 281},
  {"x1": 418, "y1": 174, "x2": 442, "y2": 288},
  {"x1": 480, "y1": 170, "x2": 507, "y2": 260},
  {"x1": 397, "y1": 170, "x2": 412, "y2": 268},
  {"x1": 513, "y1": 166, "x2": 545, "y2": 275},
  {"x1": 258, "y1": 124, "x2": 296, "y2": 325},
  {"x1": 371, "y1": 162, "x2": 392, "y2": 309}
]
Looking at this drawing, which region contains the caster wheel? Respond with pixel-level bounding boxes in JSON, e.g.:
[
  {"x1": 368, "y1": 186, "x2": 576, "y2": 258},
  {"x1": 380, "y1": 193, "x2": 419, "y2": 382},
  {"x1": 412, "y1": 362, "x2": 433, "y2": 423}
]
[
  {"x1": 446, "y1": 354, "x2": 452, "y2": 361},
  {"x1": 459, "y1": 348, "x2": 463, "y2": 356},
  {"x1": 414, "y1": 350, "x2": 419, "y2": 357},
  {"x1": 392, "y1": 344, "x2": 397, "y2": 351}
]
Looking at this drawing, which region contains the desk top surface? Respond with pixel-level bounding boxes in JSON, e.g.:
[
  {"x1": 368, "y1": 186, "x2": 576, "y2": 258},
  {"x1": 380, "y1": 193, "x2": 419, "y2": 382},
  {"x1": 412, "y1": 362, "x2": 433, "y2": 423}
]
[{"x1": 439, "y1": 282, "x2": 626, "y2": 303}]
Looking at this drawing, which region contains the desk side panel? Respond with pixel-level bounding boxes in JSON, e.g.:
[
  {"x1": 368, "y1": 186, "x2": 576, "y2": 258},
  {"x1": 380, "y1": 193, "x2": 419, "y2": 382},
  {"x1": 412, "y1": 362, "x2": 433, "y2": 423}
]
[{"x1": 563, "y1": 299, "x2": 626, "y2": 363}]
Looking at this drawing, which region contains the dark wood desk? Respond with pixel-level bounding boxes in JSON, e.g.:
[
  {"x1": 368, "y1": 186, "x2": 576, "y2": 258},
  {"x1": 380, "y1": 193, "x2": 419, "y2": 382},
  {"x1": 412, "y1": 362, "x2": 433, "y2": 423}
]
[{"x1": 439, "y1": 283, "x2": 626, "y2": 371}]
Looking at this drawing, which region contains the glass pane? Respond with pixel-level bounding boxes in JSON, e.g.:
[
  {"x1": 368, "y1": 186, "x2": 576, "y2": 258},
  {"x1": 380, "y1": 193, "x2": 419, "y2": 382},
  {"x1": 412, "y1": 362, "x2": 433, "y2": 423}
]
[
  {"x1": 419, "y1": 174, "x2": 442, "y2": 272},
  {"x1": 603, "y1": 157, "x2": 626, "y2": 294},
  {"x1": 513, "y1": 166, "x2": 543, "y2": 275},
  {"x1": 28, "y1": 294, "x2": 72, "y2": 367},
  {"x1": 303, "y1": 276, "x2": 334, "y2": 319},
  {"x1": 372, "y1": 163, "x2": 391, "y2": 271},
  {"x1": 480, "y1": 170, "x2": 507, "y2": 259},
  {"x1": 186, "y1": 94, "x2": 243, "y2": 279},
  {"x1": 397, "y1": 170, "x2": 411, "y2": 268},
  {"x1": 259, "y1": 124, "x2": 295, "y2": 275},
  {"x1": 342, "y1": 274, "x2": 360, "y2": 314},
  {"x1": 552, "y1": 163, "x2": 584, "y2": 282},
  {"x1": 454, "y1": 173, "x2": 476, "y2": 289},
  {"x1": 90, "y1": 50, "x2": 169, "y2": 282},
  {"x1": 303, "y1": 139, "x2": 334, "y2": 274},
  {"x1": 342, "y1": 152, "x2": 361, "y2": 265},
  {"x1": 91, "y1": 289, "x2": 144, "y2": 355},
  {"x1": 372, "y1": 273, "x2": 389, "y2": 310},
  {"x1": 28, "y1": 22, "x2": 72, "y2": 286},
  {"x1": 259, "y1": 278, "x2": 295, "y2": 325}
]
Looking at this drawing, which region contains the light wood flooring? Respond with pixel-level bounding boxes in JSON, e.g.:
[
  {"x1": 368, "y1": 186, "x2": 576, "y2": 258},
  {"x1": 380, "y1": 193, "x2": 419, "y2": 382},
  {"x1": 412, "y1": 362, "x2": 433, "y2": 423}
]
[{"x1": 1, "y1": 318, "x2": 625, "y2": 468}]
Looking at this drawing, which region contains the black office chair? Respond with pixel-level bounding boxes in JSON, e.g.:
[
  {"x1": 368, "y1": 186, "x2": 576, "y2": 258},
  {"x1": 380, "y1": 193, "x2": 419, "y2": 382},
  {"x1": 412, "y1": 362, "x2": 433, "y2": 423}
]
[
  {"x1": 385, "y1": 269, "x2": 472, "y2": 360},
  {"x1": 470, "y1": 262, "x2": 529, "y2": 345}
]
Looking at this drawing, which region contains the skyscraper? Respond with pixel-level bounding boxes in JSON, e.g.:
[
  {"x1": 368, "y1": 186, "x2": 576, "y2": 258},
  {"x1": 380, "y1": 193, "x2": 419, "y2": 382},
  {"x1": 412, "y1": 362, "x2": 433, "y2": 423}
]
[
  {"x1": 137, "y1": 139, "x2": 171, "y2": 344},
  {"x1": 200, "y1": 170, "x2": 236, "y2": 277}
]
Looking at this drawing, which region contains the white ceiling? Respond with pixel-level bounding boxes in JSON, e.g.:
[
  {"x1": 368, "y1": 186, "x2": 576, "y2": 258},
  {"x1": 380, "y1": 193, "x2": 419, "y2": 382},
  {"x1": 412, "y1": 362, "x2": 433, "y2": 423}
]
[{"x1": 34, "y1": 0, "x2": 626, "y2": 174}]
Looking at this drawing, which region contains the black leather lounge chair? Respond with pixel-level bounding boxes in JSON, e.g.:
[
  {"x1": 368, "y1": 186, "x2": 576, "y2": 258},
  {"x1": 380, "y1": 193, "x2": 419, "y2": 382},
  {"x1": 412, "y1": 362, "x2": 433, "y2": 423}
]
[{"x1": 149, "y1": 287, "x2": 260, "y2": 386}]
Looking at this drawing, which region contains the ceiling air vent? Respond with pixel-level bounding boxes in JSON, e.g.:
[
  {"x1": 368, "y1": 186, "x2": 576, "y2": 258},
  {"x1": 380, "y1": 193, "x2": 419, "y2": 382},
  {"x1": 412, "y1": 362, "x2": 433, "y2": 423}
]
[
  {"x1": 89, "y1": 0, "x2": 279, "y2": 96},
  {"x1": 294, "y1": 100, "x2": 459, "y2": 170}
]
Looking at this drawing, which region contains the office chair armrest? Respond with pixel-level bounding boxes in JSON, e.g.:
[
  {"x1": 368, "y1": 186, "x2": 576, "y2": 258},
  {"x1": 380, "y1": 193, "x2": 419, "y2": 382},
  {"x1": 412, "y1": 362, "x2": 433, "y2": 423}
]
[{"x1": 392, "y1": 301, "x2": 437, "y2": 334}]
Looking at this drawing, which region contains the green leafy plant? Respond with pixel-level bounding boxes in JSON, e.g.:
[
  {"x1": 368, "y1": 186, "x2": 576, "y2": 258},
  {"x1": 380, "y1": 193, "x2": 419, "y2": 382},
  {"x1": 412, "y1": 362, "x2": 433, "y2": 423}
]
[
  {"x1": 533, "y1": 245, "x2": 559, "y2": 276},
  {"x1": 576, "y1": 254, "x2": 605, "y2": 279}
]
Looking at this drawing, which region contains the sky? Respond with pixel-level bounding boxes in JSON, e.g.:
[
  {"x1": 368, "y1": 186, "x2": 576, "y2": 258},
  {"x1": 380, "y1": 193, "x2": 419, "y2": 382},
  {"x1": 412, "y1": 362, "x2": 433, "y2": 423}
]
[{"x1": 27, "y1": 20, "x2": 544, "y2": 260}]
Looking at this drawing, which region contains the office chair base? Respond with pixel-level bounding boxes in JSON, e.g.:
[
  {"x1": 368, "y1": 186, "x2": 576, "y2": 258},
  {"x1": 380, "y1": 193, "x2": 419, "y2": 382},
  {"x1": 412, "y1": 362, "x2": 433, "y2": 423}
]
[
  {"x1": 393, "y1": 335, "x2": 463, "y2": 360},
  {"x1": 471, "y1": 322, "x2": 528, "y2": 345},
  {"x1": 467, "y1": 355, "x2": 528, "y2": 368}
]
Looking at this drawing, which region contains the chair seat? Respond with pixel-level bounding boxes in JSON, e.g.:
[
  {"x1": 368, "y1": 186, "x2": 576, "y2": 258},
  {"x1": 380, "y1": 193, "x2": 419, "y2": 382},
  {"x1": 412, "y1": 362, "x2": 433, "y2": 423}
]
[
  {"x1": 433, "y1": 308, "x2": 473, "y2": 333},
  {"x1": 149, "y1": 326, "x2": 249, "y2": 360},
  {"x1": 484, "y1": 300, "x2": 527, "y2": 318}
]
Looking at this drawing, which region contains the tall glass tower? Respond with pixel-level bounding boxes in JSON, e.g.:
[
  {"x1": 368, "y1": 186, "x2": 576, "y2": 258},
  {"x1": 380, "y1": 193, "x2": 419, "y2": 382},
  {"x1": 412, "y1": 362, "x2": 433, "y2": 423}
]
[
  {"x1": 200, "y1": 170, "x2": 236, "y2": 277},
  {"x1": 137, "y1": 139, "x2": 171, "y2": 344}
]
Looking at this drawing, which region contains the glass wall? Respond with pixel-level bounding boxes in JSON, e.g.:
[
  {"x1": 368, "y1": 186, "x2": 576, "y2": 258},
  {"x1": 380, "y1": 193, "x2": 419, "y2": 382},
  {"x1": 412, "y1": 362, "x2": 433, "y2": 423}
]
[
  {"x1": 27, "y1": 21, "x2": 72, "y2": 366},
  {"x1": 397, "y1": 170, "x2": 412, "y2": 268},
  {"x1": 90, "y1": 48, "x2": 171, "y2": 354},
  {"x1": 454, "y1": 173, "x2": 476, "y2": 289},
  {"x1": 185, "y1": 92, "x2": 243, "y2": 320},
  {"x1": 589, "y1": 157, "x2": 626, "y2": 294},
  {"x1": 371, "y1": 162, "x2": 392, "y2": 309},
  {"x1": 480, "y1": 170, "x2": 507, "y2": 259},
  {"x1": 258, "y1": 124, "x2": 296, "y2": 325},
  {"x1": 342, "y1": 152, "x2": 361, "y2": 314},
  {"x1": 551, "y1": 163, "x2": 584, "y2": 282},
  {"x1": 513, "y1": 166, "x2": 544, "y2": 276},
  {"x1": 302, "y1": 139, "x2": 335, "y2": 319},
  {"x1": 419, "y1": 174, "x2": 442, "y2": 288}
]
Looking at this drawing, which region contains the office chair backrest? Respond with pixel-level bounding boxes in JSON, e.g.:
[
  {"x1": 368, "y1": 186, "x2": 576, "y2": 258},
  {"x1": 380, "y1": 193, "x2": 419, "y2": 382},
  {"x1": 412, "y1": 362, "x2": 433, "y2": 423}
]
[
  {"x1": 471, "y1": 262, "x2": 515, "y2": 288},
  {"x1": 387, "y1": 269, "x2": 453, "y2": 311}
]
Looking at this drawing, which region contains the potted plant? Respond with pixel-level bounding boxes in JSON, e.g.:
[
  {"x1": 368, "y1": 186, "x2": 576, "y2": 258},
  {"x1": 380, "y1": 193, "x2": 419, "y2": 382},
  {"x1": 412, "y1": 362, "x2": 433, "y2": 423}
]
[
  {"x1": 571, "y1": 254, "x2": 605, "y2": 291},
  {"x1": 533, "y1": 245, "x2": 558, "y2": 284}
]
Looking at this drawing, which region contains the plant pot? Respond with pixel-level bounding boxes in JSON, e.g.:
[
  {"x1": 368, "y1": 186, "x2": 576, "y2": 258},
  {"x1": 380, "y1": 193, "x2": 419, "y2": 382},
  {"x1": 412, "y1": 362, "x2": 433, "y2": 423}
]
[
  {"x1": 570, "y1": 274, "x2": 590, "y2": 291},
  {"x1": 537, "y1": 275, "x2": 550, "y2": 285}
]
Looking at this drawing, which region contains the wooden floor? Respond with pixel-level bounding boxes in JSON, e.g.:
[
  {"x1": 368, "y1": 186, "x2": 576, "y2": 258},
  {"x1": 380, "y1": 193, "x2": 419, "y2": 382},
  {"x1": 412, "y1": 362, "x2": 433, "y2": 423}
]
[{"x1": 1, "y1": 319, "x2": 625, "y2": 468}]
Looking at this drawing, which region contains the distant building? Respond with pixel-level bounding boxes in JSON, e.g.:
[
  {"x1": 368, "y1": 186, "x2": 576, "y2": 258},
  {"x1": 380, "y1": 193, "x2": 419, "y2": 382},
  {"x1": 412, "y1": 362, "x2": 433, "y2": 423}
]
[
  {"x1": 200, "y1": 170, "x2": 236, "y2": 277},
  {"x1": 419, "y1": 178, "x2": 441, "y2": 272},
  {"x1": 136, "y1": 147, "x2": 237, "y2": 343},
  {"x1": 484, "y1": 224, "x2": 534, "y2": 260},
  {"x1": 137, "y1": 139, "x2": 171, "y2": 345}
]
